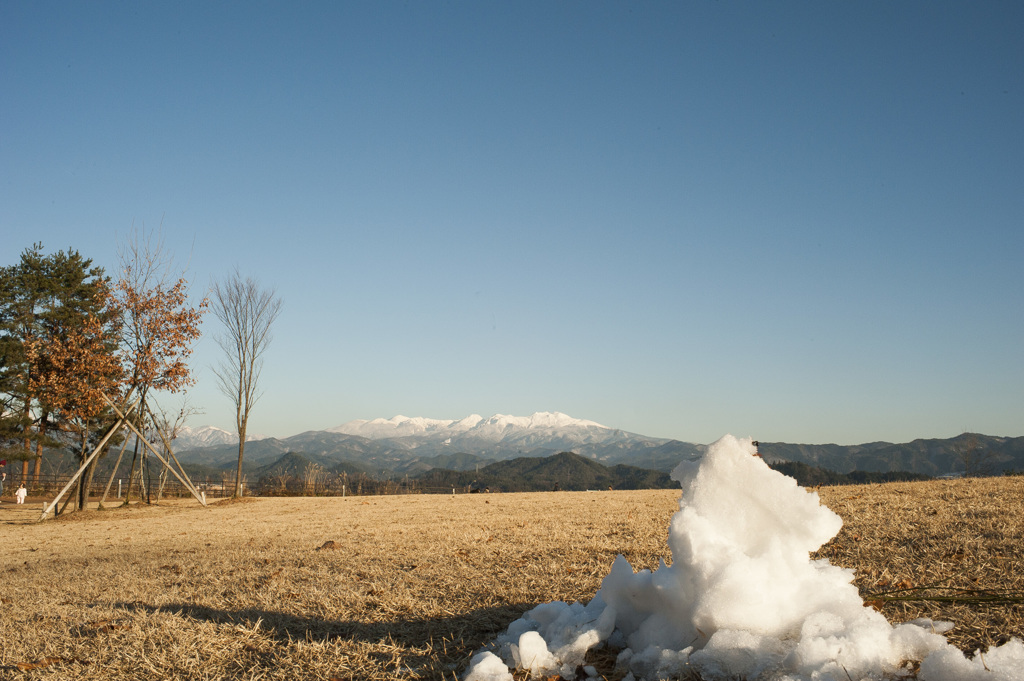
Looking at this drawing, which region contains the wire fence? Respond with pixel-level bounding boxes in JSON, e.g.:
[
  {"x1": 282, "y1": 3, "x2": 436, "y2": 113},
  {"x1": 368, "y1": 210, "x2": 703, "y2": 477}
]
[
  {"x1": 1, "y1": 472, "x2": 237, "y2": 501},
  {"x1": 247, "y1": 477, "x2": 493, "y2": 497},
  {"x1": 0, "y1": 471, "x2": 495, "y2": 502}
]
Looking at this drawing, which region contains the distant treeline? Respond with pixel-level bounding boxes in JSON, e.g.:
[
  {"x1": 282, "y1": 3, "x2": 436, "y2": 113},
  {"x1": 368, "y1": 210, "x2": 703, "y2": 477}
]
[
  {"x1": 768, "y1": 460, "x2": 932, "y2": 487},
  {"x1": 18, "y1": 446, "x2": 947, "y2": 499},
  {"x1": 245, "y1": 451, "x2": 935, "y2": 497}
]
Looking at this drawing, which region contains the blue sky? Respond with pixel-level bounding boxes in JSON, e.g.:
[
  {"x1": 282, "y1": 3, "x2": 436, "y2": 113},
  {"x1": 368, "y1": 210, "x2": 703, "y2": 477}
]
[{"x1": 2, "y1": 2, "x2": 1021, "y2": 445}]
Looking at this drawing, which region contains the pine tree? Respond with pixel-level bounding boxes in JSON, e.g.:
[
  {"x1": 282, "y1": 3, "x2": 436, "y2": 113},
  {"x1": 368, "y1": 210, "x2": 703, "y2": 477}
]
[{"x1": 0, "y1": 244, "x2": 119, "y2": 497}]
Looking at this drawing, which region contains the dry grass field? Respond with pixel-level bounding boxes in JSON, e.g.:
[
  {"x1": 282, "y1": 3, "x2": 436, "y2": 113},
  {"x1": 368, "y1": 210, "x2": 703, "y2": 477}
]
[{"x1": 1, "y1": 476, "x2": 1022, "y2": 680}]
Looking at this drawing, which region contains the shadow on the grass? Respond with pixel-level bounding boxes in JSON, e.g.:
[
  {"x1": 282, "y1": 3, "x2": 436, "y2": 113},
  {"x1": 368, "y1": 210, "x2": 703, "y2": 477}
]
[{"x1": 117, "y1": 600, "x2": 533, "y2": 675}]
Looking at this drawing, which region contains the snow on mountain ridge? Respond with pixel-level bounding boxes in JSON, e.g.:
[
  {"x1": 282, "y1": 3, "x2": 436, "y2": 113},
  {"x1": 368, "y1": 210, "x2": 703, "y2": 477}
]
[
  {"x1": 335, "y1": 415, "x2": 471, "y2": 439},
  {"x1": 173, "y1": 425, "x2": 266, "y2": 450},
  {"x1": 176, "y1": 425, "x2": 236, "y2": 447},
  {"x1": 328, "y1": 411, "x2": 609, "y2": 442},
  {"x1": 483, "y1": 412, "x2": 606, "y2": 430},
  {"x1": 176, "y1": 412, "x2": 623, "y2": 454}
]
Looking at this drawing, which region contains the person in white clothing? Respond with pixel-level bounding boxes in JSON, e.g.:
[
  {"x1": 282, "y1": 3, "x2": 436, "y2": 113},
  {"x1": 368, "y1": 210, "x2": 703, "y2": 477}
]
[{"x1": 15, "y1": 484, "x2": 27, "y2": 504}]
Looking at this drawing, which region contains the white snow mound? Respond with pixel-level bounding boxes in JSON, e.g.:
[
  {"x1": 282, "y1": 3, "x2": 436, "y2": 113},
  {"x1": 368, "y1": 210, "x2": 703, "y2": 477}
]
[{"x1": 464, "y1": 434, "x2": 1024, "y2": 681}]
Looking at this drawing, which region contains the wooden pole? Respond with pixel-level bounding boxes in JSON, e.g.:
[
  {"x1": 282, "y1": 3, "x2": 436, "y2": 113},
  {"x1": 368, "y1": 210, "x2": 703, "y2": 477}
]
[
  {"x1": 39, "y1": 396, "x2": 142, "y2": 521},
  {"x1": 98, "y1": 435, "x2": 132, "y2": 508},
  {"x1": 103, "y1": 396, "x2": 207, "y2": 507},
  {"x1": 120, "y1": 388, "x2": 145, "y2": 505},
  {"x1": 112, "y1": 413, "x2": 206, "y2": 506},
  {"x1": 143, "y1": 402, "x2": 204, "y2": 502},
  {"x1": 56, "y1": 491, "x2": 75, "y2": 517}
]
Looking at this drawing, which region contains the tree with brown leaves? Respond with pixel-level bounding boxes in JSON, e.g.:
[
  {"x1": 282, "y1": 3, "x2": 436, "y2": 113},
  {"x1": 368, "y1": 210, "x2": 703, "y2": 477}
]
[
  {"x1": 112, "y1": 229, "x2": 207, "y2": 504},
  {"x1": 25, "y1": 292, "x2": 122, "y2": 510}
]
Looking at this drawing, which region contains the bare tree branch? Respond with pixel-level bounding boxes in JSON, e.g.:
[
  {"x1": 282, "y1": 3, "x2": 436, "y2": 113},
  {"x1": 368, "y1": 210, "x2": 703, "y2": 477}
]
[{"x1": 954, "y1": 433, "x2": 998, "y2": 477}]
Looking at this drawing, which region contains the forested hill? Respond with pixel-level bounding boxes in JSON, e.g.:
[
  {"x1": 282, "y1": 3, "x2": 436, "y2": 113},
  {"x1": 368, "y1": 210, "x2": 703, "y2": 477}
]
[
  {"x1": 760, "y1": 433, "x2": 1024, "y2": 477},
  {"x1": 767, "y1": 460, "x2": 932, "y2": 487},
  {"x1": 412, "y1": 454, "x2": 934, "y2": 493},
  {"x1": 415, "y1": 451, "x2": 675, "y2": 492}
]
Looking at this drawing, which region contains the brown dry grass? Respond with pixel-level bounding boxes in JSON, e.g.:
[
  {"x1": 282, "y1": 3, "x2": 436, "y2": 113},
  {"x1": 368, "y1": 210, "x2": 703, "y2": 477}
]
[
  {"x1": 0, "y1": 491, "x2": 676, "y2": 680},
  {"x1": 0, "y1": 477, "x2": 1021, "y2": 680},
  {"x1": 814, "y1": 476, "x2": 1024, "y2": 654}
]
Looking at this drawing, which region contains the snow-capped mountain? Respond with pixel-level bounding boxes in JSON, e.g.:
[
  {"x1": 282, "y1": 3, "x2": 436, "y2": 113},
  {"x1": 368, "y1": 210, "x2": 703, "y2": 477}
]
[
  {"x1": 327, "y1": 411, "x2": 663, "y2": 455},
  {"x1": 172, "y1": 425, "x2": 264, "y2": 451},
  {"x1": 330, "y1": 412, "x2": 609, "y2": 442},
  {"x1": 172, "y1": 412, "x2": 698, "y2": 474}
]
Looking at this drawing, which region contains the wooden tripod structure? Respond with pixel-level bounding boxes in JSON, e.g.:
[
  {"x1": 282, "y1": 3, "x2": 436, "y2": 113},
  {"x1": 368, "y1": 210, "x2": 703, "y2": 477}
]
[{"x1": 39, "y1": 392, "x2": 207, "y2": 521}]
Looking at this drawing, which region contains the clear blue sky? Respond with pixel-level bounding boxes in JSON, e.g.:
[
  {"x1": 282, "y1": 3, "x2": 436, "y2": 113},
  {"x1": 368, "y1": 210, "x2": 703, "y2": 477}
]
[{"x1": 3, "y1": 2, "x2": 1021, "y2": 445}]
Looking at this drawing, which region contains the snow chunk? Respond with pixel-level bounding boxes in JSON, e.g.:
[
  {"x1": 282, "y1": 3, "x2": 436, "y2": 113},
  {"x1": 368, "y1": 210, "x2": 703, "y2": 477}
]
[
  {"x1": 919, "y1": 638, "x2": 1024, "y2": 681},
  {"x1": 463, "y1": 651, "x2": 513, "y2": 681}
]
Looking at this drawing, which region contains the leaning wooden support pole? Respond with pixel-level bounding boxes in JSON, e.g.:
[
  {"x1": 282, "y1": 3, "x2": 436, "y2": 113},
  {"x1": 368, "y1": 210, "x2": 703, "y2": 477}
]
[
  {"x1": 39, "y1": 396, "x2": 142, "y2": 521},
  {"x1": 116, "y1": 416, "x2": 207, "y2": 507},
  {"x1": 143, "y1": 402, "x2": 204, "y2": 502},
  {"x1": 104, "y1": 396, "x2": 207, "y2": 507},
  {"x1": 98, "y1": 435, "x2": 132, "y2": 507}
]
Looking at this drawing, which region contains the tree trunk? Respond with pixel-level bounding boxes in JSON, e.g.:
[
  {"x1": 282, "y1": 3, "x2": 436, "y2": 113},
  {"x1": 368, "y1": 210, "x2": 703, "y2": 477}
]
[
  {"x1": 143, "y1": 446, "x2": 152, "y2": 504},
  {"x1": 123, "y1": 435, "x2": 141, "y2": 506},
  {"x1": 21, "y1": 402, "x2": 33, "y2": 485},
  {"x1": 139, "y1": 395, "x2": 152, "y2": 504},
  {"x1": 33, "y1": 441, "x2": 42, "y2": 485},
  {"x1": 77, "y1": 431, "x2": 91, "y2": 511},
  {"x1": 32, "y1": 415, "x2": 48, "y2": 486},
  {"x1": 80, "y1": 458, "x2": 97, "y2": 511},
  {"x1": 234, "y1": 423, "x2": 247, "y2": 497}
]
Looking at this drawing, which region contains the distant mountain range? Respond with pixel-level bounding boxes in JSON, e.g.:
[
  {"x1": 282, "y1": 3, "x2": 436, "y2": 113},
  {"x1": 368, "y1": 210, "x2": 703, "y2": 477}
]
[
  {"x1": 170, "y1": 412, "x2": 1024, "y2": 479},
  {"x1": 761, "y1": 434, "x2": 1024, "y2": 477},
  {"x1": 250, "y1": 449, "x2": 674, "y2": 494},
  {"x1": 173, "y1": 412, "x2": 699, "y2": 475}
]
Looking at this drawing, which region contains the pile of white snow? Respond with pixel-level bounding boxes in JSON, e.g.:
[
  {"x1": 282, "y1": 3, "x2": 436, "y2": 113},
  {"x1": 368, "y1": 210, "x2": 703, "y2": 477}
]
[{"x1": 464, "y1": 435, "x2": 1024, "y2": 681}]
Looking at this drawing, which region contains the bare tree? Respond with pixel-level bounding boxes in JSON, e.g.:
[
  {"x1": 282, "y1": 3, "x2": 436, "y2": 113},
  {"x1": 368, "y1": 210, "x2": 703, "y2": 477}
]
[
  {"x1": 211, "y1": 271, "x2": 282, "y2": 497},
  {"x1": 954, "y1": 433, "x2": 998, "y2": 477},
  {"x1": 303, "y1": 462, "x2": 325, "y2": 496},
  {"x1": 149, "y1": 398, "x2": 202, "y2": 502}
]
